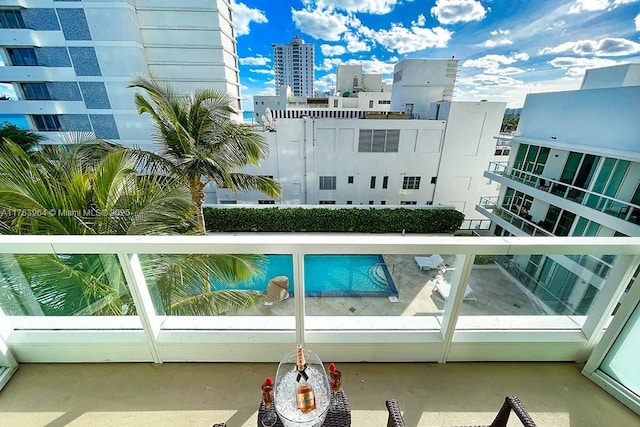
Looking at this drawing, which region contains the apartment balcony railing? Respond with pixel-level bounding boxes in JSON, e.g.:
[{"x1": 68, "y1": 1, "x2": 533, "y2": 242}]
[
  {"x1": 485, "y1": 162, "x2": 640, "y2": 226},
  {"x1": 478, "y1": 196, "x2": 551, "y2": 236},
  {"x1": 477, "y1": 197, "x2": 614, "y2": 282},
  {"x1": 0, "y1": 234, "x2": 638, "y2": 369}
]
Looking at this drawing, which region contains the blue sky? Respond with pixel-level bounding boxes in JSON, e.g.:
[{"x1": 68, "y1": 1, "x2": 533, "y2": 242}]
[{"x1": 234, "y1": 0, "x2": 640, "y2": 109}]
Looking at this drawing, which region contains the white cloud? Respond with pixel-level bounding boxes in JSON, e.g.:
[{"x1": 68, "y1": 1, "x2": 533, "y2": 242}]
[
  {"x1": 431, "y1": 0, "x2": 487, "y2": 25},
  {"x1": 484, "y1": 38, "x2": 513, "y2": 48},
  {"x1": 539, "y1": 37, "x2": 640, "y2": 56},
  {"x1": 413, "y1": 14, "x2": 427, "y2": 27},
  {"x1": 321, "y1": 57, "x2": 343, "y2": 71},
  {"x1": 463, "y1": 53, "x2": 529, "y2": 70},
  {"x1": 490, "y1": 29, "x2": 510, "y2": 36},
  {"x1": 308, "y1": 0, "x2": 400, "y2": 14},
  {"x1": 321, "y1": 44, "x2": 347, "y2": 56},
  {"x1": 291, "y1": 8, "x2": 349, "y2": 41},
  {"x1": 548, "y1": 56, "x2": 621, "y2": 77},
  {"x1": 569, "y1": 0, "x2": 639, "y2": 13},
  {"x1": 343, "y1": 32, "x2": 371, "y2": 52},
  {"x1": 239, "y1": 56, "x2": 271, "y2": 66},
  {"x1": 343, "y1": 57, "x2": 398, "y2": 75},
  {"x1": 232, "y1": 1, "x2": 268, "y2": 37},
  {"x1": 314, "y1": 73, "x2": 337, "y2": 93},
  {"x1": 457, "y1": 73, "x2": 523, "y2": 87},
  {"x1": 636, "y1": 13, "x2": 640, "y2": 30},
  {"x1": 249, "y1": 69, "x2": 274, "y2": 75},
  {"x1": 374, "y1": 24, "x2": 452, "y2": 54}
]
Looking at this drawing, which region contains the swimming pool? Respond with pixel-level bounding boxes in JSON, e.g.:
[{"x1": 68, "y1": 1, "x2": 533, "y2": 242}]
[{"x1": 209, "y1": 254, "x2": 398, "y2": 297}]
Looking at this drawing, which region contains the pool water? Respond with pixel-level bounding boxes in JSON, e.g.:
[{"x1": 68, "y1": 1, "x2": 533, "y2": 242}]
[{"x1": 210, "y1": 254, "x2": 398, "y2": 297}]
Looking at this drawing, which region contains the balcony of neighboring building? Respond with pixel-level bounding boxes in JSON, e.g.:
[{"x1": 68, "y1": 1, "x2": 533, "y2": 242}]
[{"x1": 483, "y1": 161, "x2": 640, "y2": 234}]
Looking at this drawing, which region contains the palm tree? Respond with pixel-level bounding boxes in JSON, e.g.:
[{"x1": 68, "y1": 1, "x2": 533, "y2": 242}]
[
  {"x1": 129, "y1": 75, "x2": 282, "y2": 234},
  {"x1": 0, "y1": 122, "x2": 43, "y2": 153},
  {"x1": 0, "y1": 140, "x2": 265, "y2": 316}
]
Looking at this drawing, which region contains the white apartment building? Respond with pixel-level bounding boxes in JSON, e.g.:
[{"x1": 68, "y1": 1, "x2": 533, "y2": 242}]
[
  {"x1": 253, "y1": 63, "x2": 393, "y2": 127},
  {"x1": 272, "y1": 35, "x2": 314, "y2": 98},
  {"x1": 214, "y1": 98, "x2": 506, "y2": 218},
  {"x1": 476, "y1": 64, "x2": 640, "y2": 315},
  {"x1": 0, "y1": 0, "x2": 241, "y2": 150}
]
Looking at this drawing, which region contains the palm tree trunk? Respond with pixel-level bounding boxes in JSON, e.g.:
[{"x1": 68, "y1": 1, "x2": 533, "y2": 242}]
[{"x1": 191, "y1": 179, "x2": 207, "y2": 235}]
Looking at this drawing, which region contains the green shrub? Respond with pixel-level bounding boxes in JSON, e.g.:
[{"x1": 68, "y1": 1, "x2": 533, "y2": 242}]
[
  {"x1": 474, "y1": 255, "x2": 495, "y2": 265},
  {"x1": 204, "y1": 207, "x2": 464, "y2": 234}
]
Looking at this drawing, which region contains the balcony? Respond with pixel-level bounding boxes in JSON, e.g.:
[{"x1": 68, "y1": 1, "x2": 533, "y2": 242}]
[
  {"x1": 484, "y1": 162, "x2": 640, "y2": 228},
  {"x1": 0, "y1": 65, "x2": 76, "y2": 82},
  {"x1": 0, "y1": 235, "x2": 639, "y2": 421},
  {"x1": 0, "y1": 361, "x2": 637, "y2": 426}
]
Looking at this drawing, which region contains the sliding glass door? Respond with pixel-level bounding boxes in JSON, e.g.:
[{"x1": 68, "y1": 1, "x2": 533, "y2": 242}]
[{"x1": 583, "y1": 264, "x2": 640, "y2": 415}]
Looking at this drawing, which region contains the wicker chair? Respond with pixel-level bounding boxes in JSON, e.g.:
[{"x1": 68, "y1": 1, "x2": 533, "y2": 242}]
[
  {"x1": 386, "y1": 400, "x2": 406, "y2": 427},
  {"x1": 385, "y1": 396, "x2": 536, "y2": 427}
]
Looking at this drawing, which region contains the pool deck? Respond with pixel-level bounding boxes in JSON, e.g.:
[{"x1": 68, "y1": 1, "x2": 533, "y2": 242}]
[{"x1": 239, "y1": 255, "x2": 545, "y2": 316}]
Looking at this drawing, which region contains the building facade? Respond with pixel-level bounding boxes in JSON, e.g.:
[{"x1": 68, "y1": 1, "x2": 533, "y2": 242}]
[
  {"x1": 477, "y1": 65, "x2": 640, "y2": 315},
  {"x1": 272, "y1": 35, "x2": 315, "y2": 97},
  {"x1": 0, "y1": 0, "x2": 241, "y2": 150}
]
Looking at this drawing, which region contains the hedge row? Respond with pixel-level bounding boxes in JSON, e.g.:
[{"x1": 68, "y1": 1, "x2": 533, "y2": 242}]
[{"x1": 203, "y1": 207, "x2": 464, "y2": 234}]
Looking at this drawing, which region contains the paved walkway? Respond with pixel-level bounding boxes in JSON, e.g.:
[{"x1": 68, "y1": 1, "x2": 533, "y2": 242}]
[{"x1": 241, "y1": 255, "x2": 545, "y2": 316}]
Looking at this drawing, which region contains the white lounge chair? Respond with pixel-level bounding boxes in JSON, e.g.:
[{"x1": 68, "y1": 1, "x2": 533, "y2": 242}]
[
  {"x1": 414, "y1": 254, "x2": 446, "y2": 272},
  {"x1": 433, "y1": 279, "x2": 477, "y2": 303}
]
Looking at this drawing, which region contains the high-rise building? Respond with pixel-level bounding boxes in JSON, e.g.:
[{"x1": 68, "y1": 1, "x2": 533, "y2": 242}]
[
  {"x1": 476, "y1": 64, "x2": 640, "y2": 315},
  {"x1": 0, "y1": 1, "x2": 241, "y2": 150},
  {"x1": 272, "y1": 36, "x2": 314, "y2": 97}
]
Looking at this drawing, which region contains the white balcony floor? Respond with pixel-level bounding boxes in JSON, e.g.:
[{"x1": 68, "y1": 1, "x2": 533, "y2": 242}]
[{"x1": 0, "y1": 361, "x2": 637, "y2": 426}]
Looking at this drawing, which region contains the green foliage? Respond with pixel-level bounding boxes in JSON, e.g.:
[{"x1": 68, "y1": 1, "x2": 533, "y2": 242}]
[
  {"x1": 0, "y1": 122, "x2": 44, "y2": 153},
  {"x1": 501, "y1": 114, "x2": 520, "y2": 133},
  {"x1": 473, "y1": 255, "x2": 495, "y2": 265},
  {"x1": 204, "y1": 207, "x2": 464, "y2": 234}
]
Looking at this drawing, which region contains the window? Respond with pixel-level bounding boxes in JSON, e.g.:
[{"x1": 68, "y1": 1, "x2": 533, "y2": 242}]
[
  {"x1": 358, "y1": 129, "x2": 400, "y2": 152},
  {"x1": 369, "y1": 100, "x2": 374, "y2": 108},
  {"x1": 370, "y1": 176, "x2": 376, "y2": 189},
  {"x1": 403, "y1": 176, "x2": 421, "y2": 190},
  {"x1": 431, "y1": 176, "x2": 437, "y2": 184},
  {"x1": 426, "y1": 201, "x2": 433, "y2": 205},
  {"x1": 7, "y1": 48, "x2": 38, "y2": 66},
  {"x1": 0, "y1": 10, "x2": 25, "y2": 29},
  {"x1": 380, "y1": 201, "x2": 386, "y2": 205},
  {"x1": 319, "y1": 176, "x2": 336, "y2": 190},
  {"x1": 334, "y1": 99, "x2": 338, "y2": 107},
  {"x1": 21, "y1": 83, "x2": 50, "y2": 100},
  {"x1": 400, "y1": 201, "x2": 417, "y2": 205},
  {"x1": 32, "y1": 115, "x2": 61, "y2": 131},
  {"x1": 382, "y1": 176, "x2": 389, "y2": 189},
  {"x1": 346, "y1": 200, "x2": 353, "y2": 204},
  {"x1": 347, "y1": 176, "x2": 354, "y2": 184},
  {"x1": 319, "y1": 200, "x2": 336, "y2": 204},
  {"x1": 378, "y1": 100, "x2": 391, "y2": 104},
  {"x1": 258, "y1": 200, "x2": 275, "y2": 205}
]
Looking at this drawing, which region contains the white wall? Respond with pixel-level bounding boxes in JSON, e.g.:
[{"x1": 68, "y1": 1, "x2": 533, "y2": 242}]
[
  {"x1": 433, "y1": 101, "x2": 506, "y2": 218},
  {"x1": 517, "y1": 86, "x2": 640, "y2": 153}
]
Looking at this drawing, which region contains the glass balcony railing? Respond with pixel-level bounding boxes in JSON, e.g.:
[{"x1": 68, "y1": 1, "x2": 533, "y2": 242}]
[
  {"x1": 0, "y1": 235, "x2": 638, "y2": 364},
  {"x1": 478, "y1": 197, "x2": 613, "y2": 281},
  {"x1": 486, "y1": 162, "x2": 640, "y2": 226},
  {"x1": 478, "y1": 196, "x2": 551, "y2": 236}
]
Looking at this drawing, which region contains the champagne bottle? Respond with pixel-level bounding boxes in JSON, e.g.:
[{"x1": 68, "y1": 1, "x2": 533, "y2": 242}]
[{"x1": 295, "y1": 346, "x2": 316, "y2": 413}]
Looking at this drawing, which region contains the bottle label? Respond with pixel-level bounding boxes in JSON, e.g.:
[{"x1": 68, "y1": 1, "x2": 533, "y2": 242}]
[{"x1": 296, "y1": 384, "x2": 316, "y2": 411}]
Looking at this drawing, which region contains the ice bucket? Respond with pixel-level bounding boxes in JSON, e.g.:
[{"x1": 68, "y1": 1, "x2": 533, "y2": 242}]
[{"x1": 273, "y1": 348, "x2": 330, "y2": 427}]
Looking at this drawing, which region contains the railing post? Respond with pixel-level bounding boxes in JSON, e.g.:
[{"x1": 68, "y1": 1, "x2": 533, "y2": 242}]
[
  {"x1": 117, "y1": 253, "x2": 162, "y2": 363},
  {"x1": 439, "y1": 254, "x2": 476, "y2": 363},
  {"x1": 293, "y1": 252, "x2": 306, "y2": 346}
]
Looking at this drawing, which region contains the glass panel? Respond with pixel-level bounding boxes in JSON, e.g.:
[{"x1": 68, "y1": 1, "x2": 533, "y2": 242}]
[
  {"x1": 306, "y1": 253, "x2": 454, "y2": 318},
  {"x1": 600, "y1": 302, "x2": 640, "y2": 397},
  {"x1": 513, "y1": 143, "x2": 528, "y2": 169},
  {"x1": 479, "y1": 252, "x2": 614, "y2": 319},
  {"x1": 139, "y1": 254, "x2": 294, "y2": 316},
  {"x1": 560, "y1": 152, "x2": 582, "y2": 184},
  {"x1": 555, "y1": 210, "x2": 576, "y2": 236},
  {"x1": 605, "y1": 160, "x2": 630, "y2": 198},
  {"x1": 574, "y1": 154, "x2": 599, "y2": 190},
  {"x1": 0, "y1": 253, "x2": 130, "y2": 316}
]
